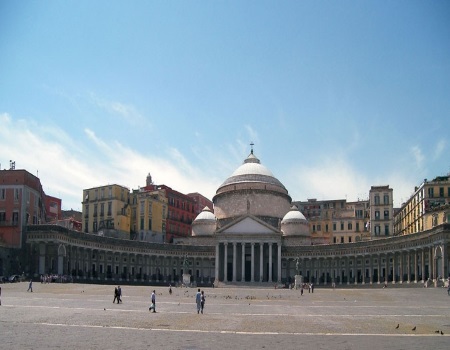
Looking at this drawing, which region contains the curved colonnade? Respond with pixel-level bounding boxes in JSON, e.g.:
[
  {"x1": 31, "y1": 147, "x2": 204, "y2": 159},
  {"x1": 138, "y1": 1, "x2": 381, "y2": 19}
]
[{"x1": 26, "y1": 223, "x2": 450, "y2": 286}]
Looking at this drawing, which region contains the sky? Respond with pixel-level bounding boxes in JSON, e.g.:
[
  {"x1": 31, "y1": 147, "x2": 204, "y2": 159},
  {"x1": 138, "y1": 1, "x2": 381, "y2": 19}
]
[{"x1": 1, "y1": 1, "x2": 449, "y2": 211}]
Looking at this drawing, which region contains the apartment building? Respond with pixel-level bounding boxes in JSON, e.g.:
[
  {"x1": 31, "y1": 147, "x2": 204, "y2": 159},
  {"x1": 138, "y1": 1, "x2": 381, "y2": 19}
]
[
  {"x1": 82, "y1": 184, "x2": 131, "y2": 238},
  {"x1": 394, "y1": 176, "x2": 450, "y2": 236},
  {"x1": 369, "y1": 185, "x2": 394, "y2": 238},
  {"x1": 293, "y1": 198, "x2": 370, "y2": 244}
]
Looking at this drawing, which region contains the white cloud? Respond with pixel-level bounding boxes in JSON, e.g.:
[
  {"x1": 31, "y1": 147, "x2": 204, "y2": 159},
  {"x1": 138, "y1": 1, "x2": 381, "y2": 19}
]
[
  {"x1": 411, "y1": 145, "x2": 425, "y2": 169},
  {"x1": 433, "y1": 139, "x2": 446, "y2": 161},
  {"x1": 0, "y1": 114, "x2": 218, "y2": 211},
  {"x1": 89, "y1": 93, "x2": 151, "y2": 128}
]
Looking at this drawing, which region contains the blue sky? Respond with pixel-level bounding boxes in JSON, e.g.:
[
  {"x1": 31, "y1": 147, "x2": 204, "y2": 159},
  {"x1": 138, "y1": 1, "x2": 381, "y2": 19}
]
[{"x1": 1, "y1": 1, "x2": 449, "y2": 211}]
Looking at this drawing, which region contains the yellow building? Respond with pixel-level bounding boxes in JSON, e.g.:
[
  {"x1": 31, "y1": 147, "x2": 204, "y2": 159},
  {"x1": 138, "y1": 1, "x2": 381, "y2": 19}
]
[
  {"x1": 394, "y1": 176, "x2": 450, "y2": 236},
  {"x1": 130, "y1": 187, "x2": 168, "y2": 243},
  {"x1": 294, "y1": 198, "x2": 370, "y2": 244},
  {"x1": 82, "y1": 184, "x2": 131, "y2": 238}
]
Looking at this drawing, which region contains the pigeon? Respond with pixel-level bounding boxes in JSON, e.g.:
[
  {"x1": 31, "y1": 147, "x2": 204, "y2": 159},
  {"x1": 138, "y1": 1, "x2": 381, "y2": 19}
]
[
  {"x1": 435, "y1": 330, "x2": 440, "y2": 333},
  {"x1": 412, "y1": 326, "x2": 416, "y2": 331},
  {"x1": 395, "y1": 324, "x2": 399, "y2": 329},
  {"x1": 104, "y1": 308, "x2": 106, "y2": 311},
  {"x1": 441, "y1": 331, "x2": 444, "y2": 335}
]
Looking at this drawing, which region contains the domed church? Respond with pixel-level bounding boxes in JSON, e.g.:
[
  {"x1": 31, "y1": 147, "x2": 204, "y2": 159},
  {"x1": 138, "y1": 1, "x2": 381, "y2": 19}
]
[{"x1": 191, "y1": 146, "x2": 310, "y2": 284}]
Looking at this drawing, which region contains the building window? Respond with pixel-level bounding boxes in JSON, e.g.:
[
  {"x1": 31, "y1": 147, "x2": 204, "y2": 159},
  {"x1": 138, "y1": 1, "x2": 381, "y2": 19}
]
[
  {"x1": 0, "y1": 188, "x2": 5, "y2": 200},
  {"x1": 384, "y1": 210, "x2": 389, "y2": 219},
  {"x1": 317, "y1": 224, "x2": 321, "y2": 231},
  {"x1": 333, "y1": 223, "x2": 336, "y2": 231},
  {"x1": 140, "y1": 201, "x2": 145, "y2": 214},
  {"x1": 0, "y1": 211, "x2": 5, "y2": 222},
  {"x1": 107, "y1": 202, "x2": 112, "y2": 216},
  {"x1": 375, "y1": 211, "x2": 380, "y2": 219},
  {"x1": 348, "y1": 222, "x2": 352, "y2": 230},
  {"x1": 140, "y1": 218, "x2": 144, "y2": 230},
  {"x1": 375, "y1": 225, "x2": 381, "y2": 236},
  {"x1": 356, "y1": 222, "x2": 360, "y2": 231},
  {"x1": 93, "y1": 221, "x2": 97, "y2": 232},
  {"x1": 14, "y1": 188, "x2": 20, "y2": 200},
  {"x1": 340, "y1": 237, "x2": 344, "y2": 243},
  {"x1": 148, "y1": 218, "x2": 152, "y2": 230},
  {"x1": 325, "y1": 224, "x2": 329, "y2": 232},
  {"x1": 383, "y1": 194, "x2": 389, "y2": 205},
  {"x1": 428, "y1": 187, "x2": 434, "y2": 198},
  {"x1": 84, "y1": 221, "x2": 88, "y2": 233},
  {"x1": 374, "y1": 195, "x2": 380, "y2": 205},
  {"x1": 384, "y1": 225, "x2": 389, "y2": 236},
  {"x1": 340, "y1": 222, "x2": 344, "y2": 230},
  {"x1": 439, "y1": 187, "x2": 444, "y2": 197},
  {"x1": 348, "y1": 237, "x2": 352, "y2": 243},
  {"x1": 333, "y1": 237, "x2": 336, "y2": 243},
  {"x1": 312, "y1": 225, "x2": 316, "y2": 232},
  {"x1": 11, "y1": 211, "x2": 18, "y2": 225},
  {"x1": 100, "y1": 203, "x2": 104, "y2": 216}
]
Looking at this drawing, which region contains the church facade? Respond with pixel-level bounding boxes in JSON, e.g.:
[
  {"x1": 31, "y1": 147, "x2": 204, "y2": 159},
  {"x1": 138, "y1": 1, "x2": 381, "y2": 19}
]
[{"x1": 26, "y1": 151, "x2": 450, "y2": 287}]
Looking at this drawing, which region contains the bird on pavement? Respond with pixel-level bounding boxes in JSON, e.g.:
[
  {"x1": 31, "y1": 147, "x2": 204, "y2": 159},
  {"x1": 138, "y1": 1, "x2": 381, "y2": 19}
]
[
  {"x1": 441, "y1": 331, "x2": 444, "y2": 335},
  {"x1": 412, "y1": 326, "x2": 416, "y2": 331},
  {"x1": 395, "y1": 324, "x2": 399, "y2": 329}
]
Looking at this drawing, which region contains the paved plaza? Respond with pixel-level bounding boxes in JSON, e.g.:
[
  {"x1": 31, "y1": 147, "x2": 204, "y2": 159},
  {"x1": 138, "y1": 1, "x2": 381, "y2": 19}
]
[{"x1": 0, "y1": 282, "x2": 449, "y2": 349}]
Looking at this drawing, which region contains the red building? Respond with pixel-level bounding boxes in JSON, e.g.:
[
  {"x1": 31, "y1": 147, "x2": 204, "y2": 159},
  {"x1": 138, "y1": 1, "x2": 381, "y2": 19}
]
[
  {"x1": 0, "y1": 169, "x2": 50, "y2": 247},
  {"x1": 187, "y1": 192, "x2": 213, "y2": 216},
  {"x1": 45, "y1": 194, "x2": 62, "y2": 223}
]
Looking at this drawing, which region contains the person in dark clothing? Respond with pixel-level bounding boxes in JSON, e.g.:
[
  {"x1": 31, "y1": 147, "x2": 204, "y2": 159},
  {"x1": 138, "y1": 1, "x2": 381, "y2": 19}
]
[
  {"x1": 113, "y1": 287, "x2": 119, "y2": 303},
  {"x1": 200, "y1": 290, "x2": 205, "y2": 314}
]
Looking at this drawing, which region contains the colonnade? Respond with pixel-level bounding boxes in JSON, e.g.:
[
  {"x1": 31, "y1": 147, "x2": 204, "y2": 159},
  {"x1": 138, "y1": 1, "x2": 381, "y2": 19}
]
[
  {"x1": 214, "y1": 240, "x2": 282, "y2": 283},
  {"x1": 286, "y1": 244, "x2": 448, "y2": 286}
]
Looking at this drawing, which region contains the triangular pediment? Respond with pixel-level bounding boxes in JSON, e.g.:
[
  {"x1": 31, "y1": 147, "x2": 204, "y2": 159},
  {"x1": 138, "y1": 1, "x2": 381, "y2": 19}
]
[{"x1": 218, "y1": 215, "x2": 279, "y2": 235}]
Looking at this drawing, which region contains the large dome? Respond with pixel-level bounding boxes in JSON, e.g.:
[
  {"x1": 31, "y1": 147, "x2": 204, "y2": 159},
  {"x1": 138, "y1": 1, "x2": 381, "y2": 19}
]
[
  {"x1": 213, "y1": 150, "x2": 292, "y2": 228},
  {"x1": 192, "y1": 206, "x2": 216, "y2": 236},
  {"x1": 217, "y1": 152, "x2": 287, "y2": 191}
]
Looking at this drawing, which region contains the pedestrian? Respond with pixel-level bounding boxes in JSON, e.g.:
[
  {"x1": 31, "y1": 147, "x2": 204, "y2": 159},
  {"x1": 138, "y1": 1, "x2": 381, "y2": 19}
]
[
  {"x1": 195, "y1": 288, "x2": 201, "y2": 314},
  {"x1": 169, "y1": 284, "x2": 172, "y2": 295},
  {"x1": 27, "y1": 280, "x2": 33, "y2": 292},
  {"x1": 117, "y1": 286, "x2": 122, "y2": 303},
  {"x1": 311, "y1": 283, "x2": 314, "y2": 293},
  {"x1": 447, "y1": 284, "x2": 450, "y2": 296},
  {"x1": 113, "y1": 286, "x2": 119, "y2": 303},
  {"x1": 200, "y1": 290, "x2": 205, "y2": 314},
  {"x1": 0, "y1": 286, "x2": 2, "y2": 305},
  {"x1": 149, "y1": 290, "x2": 156, "y2": 312},
  {"x1": 300, "y1": 285, "x2": 304, "y2": 296}
]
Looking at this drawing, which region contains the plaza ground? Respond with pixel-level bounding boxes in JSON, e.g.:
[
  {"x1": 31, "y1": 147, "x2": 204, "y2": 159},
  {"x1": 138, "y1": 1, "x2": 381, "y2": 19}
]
[{"x1": 0, "y1": 282, "x2": 449, "y2": 349}]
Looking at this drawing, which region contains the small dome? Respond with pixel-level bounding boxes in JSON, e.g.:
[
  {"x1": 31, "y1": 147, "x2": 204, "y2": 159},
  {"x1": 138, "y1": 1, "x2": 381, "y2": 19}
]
[
  {"x1": 192, "y1": 207, "x2": 216, "y2": 236},
  {"x1": 281, "y1": 205, "x2": 309, "y2": 237},
  {"x1": 281, "y1": 205, "x2": 307, "y2": 223},
  {"x1": 194, "y1": 206, "x2": 215, "y2": 222}
]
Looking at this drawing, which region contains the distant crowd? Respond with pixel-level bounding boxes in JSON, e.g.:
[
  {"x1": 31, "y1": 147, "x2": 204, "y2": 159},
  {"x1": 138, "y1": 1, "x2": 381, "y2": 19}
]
[{"x1": 40, "y1": 274, "x2": 73, "y2": 283}]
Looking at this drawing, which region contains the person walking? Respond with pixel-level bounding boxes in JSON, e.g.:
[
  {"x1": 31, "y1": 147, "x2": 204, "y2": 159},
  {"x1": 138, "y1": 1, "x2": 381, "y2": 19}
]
[
  {"x1": 113, "y1": 286, "x2": 119, "y2": 303},
  {"x1": 195, "y1": 288, "x2": 201, "y2": 314},
  {"x1": 27, "y1": 280, "x2": 33, "y2": 292},
  {"x1": 149, "y1": 290, "x2": 156, "y2": 312},
  {"x1": 200, "y1": 290, "x2": 205, "y2": 314},
  {"x1": 117, "y1": 286, "x2": 122, "y2": 303}
]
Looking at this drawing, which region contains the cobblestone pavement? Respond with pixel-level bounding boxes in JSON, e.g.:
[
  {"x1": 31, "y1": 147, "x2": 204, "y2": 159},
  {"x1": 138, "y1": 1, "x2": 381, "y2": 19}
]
[{"x1": 0, "y1": 282, "x2": 449, "y2": 349}]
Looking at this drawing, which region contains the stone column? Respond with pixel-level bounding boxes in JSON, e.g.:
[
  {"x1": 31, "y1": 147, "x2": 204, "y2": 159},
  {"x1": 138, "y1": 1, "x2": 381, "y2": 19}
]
[
  {"x1": 354, "y1": 257, "x2": 358, "y2": 285},
  {"x1": 241, "y1": 243, "x2": 246, "y2": 282},
  {"x1": 377, "y1": 254, "x2": 381, "y2": 284},
  {"x1": 224, "y1": 242, "x2": 228, "y2": 282},
  {"x1": 259, "y1": 242, "x2": 264, "y2": 282},
  {"x1": 441, "y1": 244, "x2": 447, "y2": 282},
  {"x1": 277, "y1": 243, "x2": 282, "y2": 283},
  {"x1": 399, "y1": 251, "x2": 403, "y2": 283},
  {"x1": 215, "y1": 244, "x2": 220, "y2": 284},
  {"x1": 251, "y1": 243, "x2": 255, "y2": 282},
  {"x1": 420, "y1": 248, "x2": 426, "y2": 282},
  {"x1": 346, "y1": 257, "x2": 350, "y2": 285},
  {"x1": 268, "y1": 243, "x2": 273, "y2": 283},
  {"x1": 392, "y1": 253, "x2": 396, "y2": 284},
  {"x1": 414, "y1": 250, "x2": 418, "y2": 283},
  {"x1": 362, "y1": 255, "x2": 366, "y2": 284},
  {"x1": 39, "y1": 243, "x2": 46, "y2": 275},
  {"x1": 385, "y1": 253, "x2": 389, "y2": 283},
  {"x1": 317, "y1": 258, "x2": 321, "y2": 285},
  {"x1": 429, "y1": 246, "x2": 434, "y2": 281},
  {"x1": 232, "y1": 242, "x2": 237, "y2": 282},
  {"x1": 407, "y1": 251, "x2": 411, "y2": 283}
]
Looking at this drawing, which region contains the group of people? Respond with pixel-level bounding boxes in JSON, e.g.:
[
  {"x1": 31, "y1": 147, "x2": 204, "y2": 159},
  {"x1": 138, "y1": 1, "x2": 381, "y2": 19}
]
[{"x1": 112, "y1": 285, "x2": 206, "y2": 314}]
